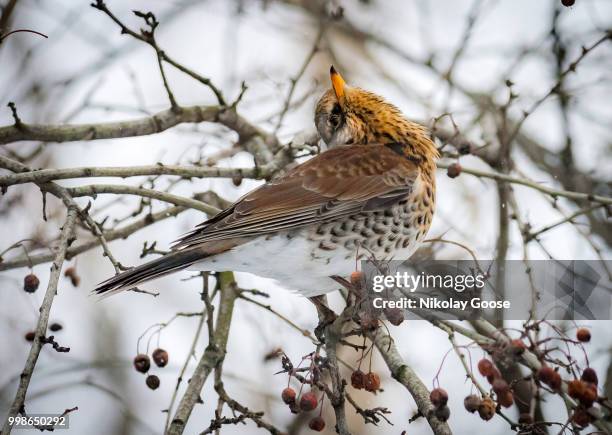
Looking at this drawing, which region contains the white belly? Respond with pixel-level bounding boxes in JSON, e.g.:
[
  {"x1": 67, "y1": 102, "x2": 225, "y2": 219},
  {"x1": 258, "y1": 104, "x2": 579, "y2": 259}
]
[{"x1": 188, "y1": 232, "x2": 355, "y2": 297}]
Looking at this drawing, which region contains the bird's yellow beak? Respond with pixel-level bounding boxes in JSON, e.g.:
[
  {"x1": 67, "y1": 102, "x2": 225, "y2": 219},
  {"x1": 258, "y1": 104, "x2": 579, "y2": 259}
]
[{"x1": 330, "y1": 65, "x2": 346, "y2": 101}]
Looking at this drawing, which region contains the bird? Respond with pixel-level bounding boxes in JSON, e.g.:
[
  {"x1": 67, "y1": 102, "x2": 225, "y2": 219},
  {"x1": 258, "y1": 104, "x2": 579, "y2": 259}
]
[{"x1": 95, "y1": 66, "x2": 439, "y2": 300}]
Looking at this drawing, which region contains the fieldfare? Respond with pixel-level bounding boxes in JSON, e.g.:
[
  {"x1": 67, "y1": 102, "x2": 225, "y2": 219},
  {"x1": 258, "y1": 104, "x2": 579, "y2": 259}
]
[{"x1": 95, "y1": 67, "x2": 439, "y2": 298}]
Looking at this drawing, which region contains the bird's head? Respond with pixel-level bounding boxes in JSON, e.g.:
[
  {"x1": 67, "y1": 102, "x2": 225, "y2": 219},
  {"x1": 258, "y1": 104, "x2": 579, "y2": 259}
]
[{"x1": 315, "y1": 66, "x2": 439, "y2": 161}]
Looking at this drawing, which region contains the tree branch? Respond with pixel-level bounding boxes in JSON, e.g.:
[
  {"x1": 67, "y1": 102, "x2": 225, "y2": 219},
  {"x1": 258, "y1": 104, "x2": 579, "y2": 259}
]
[
  {"x1": 166, "y1": 272, "x2": 239, "y2": 435},
  {"x1": 0, "y1": 162, "x2": 257, "y2": 189},
  {"x1": 1, "y1": 206, "x2": 77, "y2": 435},
  {"x1": 371, "y1": 328, "x2": 452, "y2": 435}
]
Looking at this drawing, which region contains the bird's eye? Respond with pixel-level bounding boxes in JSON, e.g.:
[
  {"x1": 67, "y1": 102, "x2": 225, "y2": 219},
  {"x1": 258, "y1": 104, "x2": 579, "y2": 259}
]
[
  {"x1": 328, "y1": 114, "x2": 341, "y2": 128},
  {"x1": 328, "y1": 103, "x2": 342, "y2": 128}
]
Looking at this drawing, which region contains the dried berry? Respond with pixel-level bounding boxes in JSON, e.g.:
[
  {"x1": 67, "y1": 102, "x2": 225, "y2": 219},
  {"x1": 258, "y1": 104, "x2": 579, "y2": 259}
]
[
  {"x1": 498, "y1": 391, "x2": 514, "y2": 408},
  {"x1": 518, "y1": 413, "x2": 533, "y2": 425},
  {"x1": 350, "y1": 271, "x2": 364, "y2": 287},
  {"x1": 478, "y1": 396, "x2": 496, "y2": 421},
  {"x1": 49, "y1": 323, "x2": 63, "y2": 332},
  {"x1": 434, "y1": 405, "x2": 450, "y2": 422},
  {"x1": 299, "y1": 391, "x2": 318, "y2": 412},
  {"x1": 492, "y1": 378, "x2": 510, "y2": 396},
  {"x1": 351, "y1": 370, "x2": 365, "y2": 389},
  {"x1": 133, "y1": 354, "x2": 151, "y2": 374},
  {"x1": 548, "y1": 371, "x2": 562, "y2": 392},
  {"x1": 464, "y1": 395, "x2": 481, "y2": 413},
  {"x1": 430, "y1": 388, "x2": 448, "y2": 408},
  {"x1": 576, "y1": 328, "x2": 591, "y2": 343},
  {"x1": 308, "y1": 416, "x2": 325, "y2": 431},
  {"x1": 561, "y1": 0, "x2": 575, "y2": 7},
  {"x1": 477, "y1": 359, "x2": 494, "y2": 377},
  {"x1": 145, "y1": 374, "x2": 160, "y2": 390},
  {"x1": 572, "y1": 408, "x2": 592, "y2": 427},
  {"x1": 580, "y1": 383, "x2": 597, "y2": 407},
  {"x1": 364, "y1": 372, "x2": 381, "y2": 392},
  {"x1": 581, "y1": 367, "x2": 598, "y2": 385},
  {"x1": 383, "y1": 307, "x2": 404, "y2": 326},
  {"x1": 24, "y1": 331, "x2": 36, "y2": 342},
  {"x1": 446, "y1": 163, "x2": 462, "y2": 179},
  {"x1": 64, "y1": 267, "x2": 80, "y2": 287},
  {"x1": 486, "y1": 367, "x2": 502, "y2": 384},
  {"x1": 537, "y1": 366, "x2": 555, "y2": 385},
  {"x1": 510, "y1": 339, "x2": 526, "y2": 355},
  {"x1": 24, "y1": 273, "x2": 40, "y2": 293},
  {"x1": 281, "y1": 387, "x2": 296, "y2": 405},
  {"x1": 568, "y1": 379, "x2": 586, "y2": 399},
  {"x1": 152, "y1": 348, "x2": 169, "y2": 367},
  {"x1": 232, "y1": 175, "x2": 243, "y2": 187},
  {"x1": 288, "y1": 402, "x2": 300, "y2": 414}
]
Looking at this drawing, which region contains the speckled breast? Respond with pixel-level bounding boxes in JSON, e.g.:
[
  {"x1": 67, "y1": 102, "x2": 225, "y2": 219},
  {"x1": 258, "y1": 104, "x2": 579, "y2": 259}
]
[{"x1": 307, "y1": 182, "x2": 435, "y2": 262}]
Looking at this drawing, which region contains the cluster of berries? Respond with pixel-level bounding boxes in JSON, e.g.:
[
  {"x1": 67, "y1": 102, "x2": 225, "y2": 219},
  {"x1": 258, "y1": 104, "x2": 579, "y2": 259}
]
[
  {"x1": 281, "y1": 388, "x2": 325, "y2": 431},
  {"x1": 23, "y1": 265, "x2": 81, "y2": 294},
  {"x1": 463, "y1": 394, "x2": 496, "y2": 421},
  {"x1": 429, "y1": 388, "x2": 450, "y2": 422},
  {"x1": 350, "y1": 369, "x2": 380, "y2": 393},
  {"x1": 133, "y1": 348, "x2": 168, "y2": 390},
  {"x1": 477, "y1": 358, "x2": 515, "y2": 410},
  {"x1": 567, "y1": 367, "x2": 599, "y2": 427},
  {"x1": 279, "y1": 353, "x2": 326, "y2": 431}
]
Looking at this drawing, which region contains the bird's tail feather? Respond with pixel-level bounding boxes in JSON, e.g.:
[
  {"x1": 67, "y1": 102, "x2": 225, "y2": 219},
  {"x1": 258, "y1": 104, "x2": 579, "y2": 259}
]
[{"x1": 94, "y1": 249, "x2": 205, "y2": 297}]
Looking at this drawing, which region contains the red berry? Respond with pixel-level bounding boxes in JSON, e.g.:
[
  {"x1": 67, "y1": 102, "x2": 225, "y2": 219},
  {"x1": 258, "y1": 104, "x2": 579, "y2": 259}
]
[
  {"x1": 576, "y1": 328, "x2": 591, "y2": 343},
  {"x1": 299, "y1": 391, "x2": 318, "y2": 412},
  {"x1": 351, "y1": 370, "x2": 365, "y2": 389},
  {"x1": 383, "y1": 307, "x2": 404, "y2": 326},
  {"x1": 572, "y1": 408, "x2": 592, "y2": 427},
  {"x1": 350, "y1": 271, "x2": 364, "y2": 287},
  {"x1": 281, "y1": 387, "x2": 296, "y2": 405},
  {"x1": 446, "y1": 163, "x2": 462, "y2": 179},
  {"x1": 561, "y1": 0, "x2": 575, "y2": 7},
  {"x1": 64, "y1": 267, "x2": 80, "y2": 287},
  {"x1": 580, "y1": 383, "x2": 597, "y2": 407},
  {"x1": 549, "y1": 371, "x2": 562, "y2": 392},
  {"x1": 434, "y1": 405, "x2": 450, "y2": 422},
  {"x1": 24, "y1": 331, "x2": 36, "y2": 342},
  {"x1": 133, "y1": 354, "x2": 151, "y2": 373},
  {"x1": 24, "y1": 273, "x2": 40, "y2": 293},
  {"x1": 430, "y1": 388, "x2": 448, "y2": 407},
  {"x1": 308, "y1": 416, "x2": 325, "y2": 431},
  {"x1": 492, "y1": 378, "x2": 510, "y2": 396},
  {"x1": 537, "y1": 366, "x2": 555, "y2": 384},
  {"x1": 152, "y1": 348, "x2": 169, "y2": 367},
  {"x1": 464, "y1": 395, "x2": 481, "y2": 413},
  {"x1": 145, "y1": 374, "x2": 160, "y2": 390},
  {"x1": 498, "y1": 391, "x2": 514, "y2": 408},
  {"x1": 510, "y1": 339, "x2": 526, "y2": 355},
  {"x1": 487, "y1": 367, "x2": 502, "y2": 383},
  {"x1": 581, "y1": 367, "x2": 598, "y2": 385},
  {"x1": 477, "y1": 359, "x2": 494, "y2": 377},
  {"x1": 364, "y1": 372, "x2": 381, "y2": 392},
  {"x1": 568, "y1": 379, "x2": 586, "y2": 399},
  {"x1": 478, "y1": 396, "x2": 496, "y2": 421}
]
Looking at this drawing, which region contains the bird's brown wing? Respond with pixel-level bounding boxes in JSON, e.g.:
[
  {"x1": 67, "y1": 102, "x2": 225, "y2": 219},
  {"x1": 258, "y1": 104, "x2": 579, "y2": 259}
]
[{"x1": 172, "y1": 144, "x2": 419, "y2": 250}]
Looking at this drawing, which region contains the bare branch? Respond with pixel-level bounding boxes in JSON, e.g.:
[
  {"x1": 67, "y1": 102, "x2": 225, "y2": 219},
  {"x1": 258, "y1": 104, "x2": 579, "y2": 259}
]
[{"x1": 1, "y1": 206, "x2": 77, "y2": 435}]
